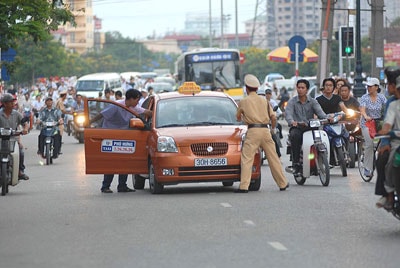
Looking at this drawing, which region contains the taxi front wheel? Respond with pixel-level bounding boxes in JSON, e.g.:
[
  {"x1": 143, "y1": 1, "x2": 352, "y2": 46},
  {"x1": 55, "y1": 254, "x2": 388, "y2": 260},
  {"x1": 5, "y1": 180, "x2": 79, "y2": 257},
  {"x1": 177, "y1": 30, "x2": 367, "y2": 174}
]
[{"x1": 149, "y1": 161, "x2": 164, "y2": 194}]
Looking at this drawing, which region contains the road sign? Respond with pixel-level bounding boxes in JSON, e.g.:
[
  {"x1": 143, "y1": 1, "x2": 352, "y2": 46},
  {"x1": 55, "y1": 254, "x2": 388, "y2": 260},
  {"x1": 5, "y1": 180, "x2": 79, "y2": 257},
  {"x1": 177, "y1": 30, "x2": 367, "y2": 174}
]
[{"x1": 288, "y1": 35, "x2": 307, "y2": 53}]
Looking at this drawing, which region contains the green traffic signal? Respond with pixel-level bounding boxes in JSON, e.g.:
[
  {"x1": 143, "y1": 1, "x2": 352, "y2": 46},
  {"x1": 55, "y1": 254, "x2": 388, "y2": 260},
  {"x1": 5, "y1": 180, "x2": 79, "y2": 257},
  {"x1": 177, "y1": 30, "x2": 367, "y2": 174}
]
[{"x1": 345, "y1": 46, "x2": 353, "y2": 54}]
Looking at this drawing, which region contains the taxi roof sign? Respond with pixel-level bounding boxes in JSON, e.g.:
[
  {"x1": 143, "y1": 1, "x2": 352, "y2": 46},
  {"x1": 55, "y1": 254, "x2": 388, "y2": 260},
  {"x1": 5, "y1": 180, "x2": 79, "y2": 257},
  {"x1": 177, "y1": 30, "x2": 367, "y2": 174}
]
[{"x1": 178, "y1": 82, "x2": 201, "y2": 94}]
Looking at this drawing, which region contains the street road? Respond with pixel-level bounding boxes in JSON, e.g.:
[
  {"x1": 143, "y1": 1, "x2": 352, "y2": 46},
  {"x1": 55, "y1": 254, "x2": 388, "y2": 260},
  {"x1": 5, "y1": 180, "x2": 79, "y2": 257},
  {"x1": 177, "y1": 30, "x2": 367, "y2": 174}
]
[{"x1": 0, "y1": 127, "x2": 399, "y2": 268}]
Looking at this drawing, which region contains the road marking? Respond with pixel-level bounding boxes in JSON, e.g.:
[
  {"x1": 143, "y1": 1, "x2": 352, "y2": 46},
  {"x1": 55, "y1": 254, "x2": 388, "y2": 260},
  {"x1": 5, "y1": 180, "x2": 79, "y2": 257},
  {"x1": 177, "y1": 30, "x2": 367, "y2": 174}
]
[
  {"x1": 269, "y1": 242, "x2": 288, "y2": 251},
  {"x1": 244, "y1": 220, "x2": 256, "y2": 226},
  {"x1": 220, "y1": 202, "x2": 232, "y2": 208}
]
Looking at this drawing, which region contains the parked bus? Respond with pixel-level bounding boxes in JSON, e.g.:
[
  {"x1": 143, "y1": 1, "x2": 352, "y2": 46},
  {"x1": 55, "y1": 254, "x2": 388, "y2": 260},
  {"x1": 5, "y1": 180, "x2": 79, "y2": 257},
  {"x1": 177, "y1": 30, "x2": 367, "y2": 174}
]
[{"x1": 175, "y1": 48, "x2": 243, "y2": 101}]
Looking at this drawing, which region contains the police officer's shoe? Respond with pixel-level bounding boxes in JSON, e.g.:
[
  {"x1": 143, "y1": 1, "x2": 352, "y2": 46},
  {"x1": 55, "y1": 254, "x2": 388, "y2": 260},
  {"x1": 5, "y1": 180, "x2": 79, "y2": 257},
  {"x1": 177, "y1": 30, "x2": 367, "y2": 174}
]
[
  {"x1": 234, "y1": 189, "x2": 248, "y2": 193},
  {"x1": 280, "y1": 183, "x2": 289, "y2": 191}
]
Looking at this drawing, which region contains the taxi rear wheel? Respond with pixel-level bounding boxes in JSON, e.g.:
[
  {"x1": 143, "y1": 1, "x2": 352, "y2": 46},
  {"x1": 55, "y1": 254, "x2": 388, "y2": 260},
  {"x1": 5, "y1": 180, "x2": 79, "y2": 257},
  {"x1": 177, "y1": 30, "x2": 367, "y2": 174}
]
[
  {"x1": 133, "y1": 175, "x2": 146, "y2": 190},
  {"x1": 149, "y1": 161, "x2": 163, "y2": 194}
]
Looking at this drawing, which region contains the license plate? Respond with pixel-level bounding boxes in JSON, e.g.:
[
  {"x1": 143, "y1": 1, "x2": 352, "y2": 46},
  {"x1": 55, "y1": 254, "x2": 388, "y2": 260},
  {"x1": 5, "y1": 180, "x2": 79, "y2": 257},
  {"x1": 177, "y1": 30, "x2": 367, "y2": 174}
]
[{"x1": 194, "y1": 158, "x2": 227, "y2": 167}]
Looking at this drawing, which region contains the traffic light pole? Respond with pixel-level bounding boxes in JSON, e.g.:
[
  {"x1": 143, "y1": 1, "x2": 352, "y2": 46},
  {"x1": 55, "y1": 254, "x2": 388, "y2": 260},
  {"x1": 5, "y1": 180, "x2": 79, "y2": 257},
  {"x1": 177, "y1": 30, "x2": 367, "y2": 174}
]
[
  {"x1": 339, "y1": 29, "x2": 343, "y2": 77},
  {"x1": 353, "y1": 0, "x2": 364, "y2": 98}
]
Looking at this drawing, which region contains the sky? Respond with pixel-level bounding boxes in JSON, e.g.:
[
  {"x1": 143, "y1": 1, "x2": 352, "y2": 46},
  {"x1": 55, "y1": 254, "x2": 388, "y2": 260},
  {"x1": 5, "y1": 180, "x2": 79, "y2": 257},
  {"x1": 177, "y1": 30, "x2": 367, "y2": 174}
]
[{"x1": 92, "y1": 0, "x2": 256, "y2": 39}]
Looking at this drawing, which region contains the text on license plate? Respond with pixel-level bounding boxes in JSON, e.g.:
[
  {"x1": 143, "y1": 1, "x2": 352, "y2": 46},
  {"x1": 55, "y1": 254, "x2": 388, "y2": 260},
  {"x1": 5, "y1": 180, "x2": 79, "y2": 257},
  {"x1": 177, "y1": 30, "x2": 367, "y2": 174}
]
[{"x1": 194, "y1": 158, "x2": 227, "y2": 167}]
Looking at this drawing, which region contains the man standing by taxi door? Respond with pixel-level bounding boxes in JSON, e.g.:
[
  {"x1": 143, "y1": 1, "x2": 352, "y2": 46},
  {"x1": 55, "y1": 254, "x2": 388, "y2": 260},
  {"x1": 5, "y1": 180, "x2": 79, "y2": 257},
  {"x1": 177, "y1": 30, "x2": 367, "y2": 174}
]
[{"x1": 235, "y1": 74, "x2": 288, "y2": 193}]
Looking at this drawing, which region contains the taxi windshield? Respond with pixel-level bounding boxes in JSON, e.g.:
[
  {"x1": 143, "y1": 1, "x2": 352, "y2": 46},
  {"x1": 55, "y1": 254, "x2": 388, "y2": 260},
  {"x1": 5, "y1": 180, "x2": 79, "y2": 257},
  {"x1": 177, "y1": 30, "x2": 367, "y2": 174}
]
[{"x1": 156, "y1": 97, "x2": 239, "y2": 128}]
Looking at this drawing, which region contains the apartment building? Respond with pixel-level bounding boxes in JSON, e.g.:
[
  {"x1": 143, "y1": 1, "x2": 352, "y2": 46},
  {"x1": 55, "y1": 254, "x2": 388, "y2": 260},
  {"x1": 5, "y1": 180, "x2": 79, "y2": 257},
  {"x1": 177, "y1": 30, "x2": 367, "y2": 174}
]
[{"x1": 55, "y1": 0, "x2": 101, "y2": 54}]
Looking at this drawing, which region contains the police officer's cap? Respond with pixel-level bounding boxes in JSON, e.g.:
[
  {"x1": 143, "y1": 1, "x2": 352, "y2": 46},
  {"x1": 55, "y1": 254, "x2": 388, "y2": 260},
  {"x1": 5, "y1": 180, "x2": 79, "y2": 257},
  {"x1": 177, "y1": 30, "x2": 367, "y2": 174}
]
[{"x1": 244, "y1": 74, "x2": 260, "y2": 89}]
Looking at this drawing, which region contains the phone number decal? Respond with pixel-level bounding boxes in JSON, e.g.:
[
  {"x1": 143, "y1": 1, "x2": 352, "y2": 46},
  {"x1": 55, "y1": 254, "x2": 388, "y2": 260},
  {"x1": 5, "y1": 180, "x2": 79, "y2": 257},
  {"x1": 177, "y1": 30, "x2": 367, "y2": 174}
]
[{"x1": 101, "y1": 140, "x2": 136, "y2": 154}]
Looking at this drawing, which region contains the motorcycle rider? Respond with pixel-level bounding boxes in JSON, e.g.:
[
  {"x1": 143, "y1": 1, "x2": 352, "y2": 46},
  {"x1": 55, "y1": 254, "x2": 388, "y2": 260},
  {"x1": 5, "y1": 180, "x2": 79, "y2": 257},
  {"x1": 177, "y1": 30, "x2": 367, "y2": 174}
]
[
  {"x1": 0, "y1": 94, "x2": 30, "y2": 180},
  {"x1": 264, "y1": 88, "x2": 283, "y2": 157},
  {"x1": 72, "y1": 94, "x2": 84, "y2": 112},
  {"x1": 37, "y1": 97, "x2": 63, "y2": 159},
  {"x1": 316, "y1": 78, "x2": 347, "y2": 165},
  {"x1": 285, "y1": 79, "x2": 330, "y2": 176},
  {"x1": 339, "y1": 83, "x2": 360, "y2": 112},
  {"x1": 375, "y1": 67, "x2": 400, "y2": 209}
]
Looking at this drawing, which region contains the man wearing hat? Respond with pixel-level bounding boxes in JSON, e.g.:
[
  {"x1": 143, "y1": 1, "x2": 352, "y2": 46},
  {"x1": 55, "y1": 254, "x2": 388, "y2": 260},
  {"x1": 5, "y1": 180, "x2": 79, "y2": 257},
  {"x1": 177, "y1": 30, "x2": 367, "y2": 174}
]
[
  {"x1": 235, "y1": 74, "x2": 288, "y2": 193},
  {"x1": 37, "y1": 97, "x2": 63, "y2": 158},
  {"x1": 0, "y1": 93, "x2": 30, "y2": 180}
]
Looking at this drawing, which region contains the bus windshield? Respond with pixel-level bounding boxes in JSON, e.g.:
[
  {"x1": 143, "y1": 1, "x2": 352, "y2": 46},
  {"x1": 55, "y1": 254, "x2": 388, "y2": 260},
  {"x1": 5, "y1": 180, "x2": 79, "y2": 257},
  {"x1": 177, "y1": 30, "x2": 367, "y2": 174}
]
[{"x1": 188, "y1": 60, "x2": 239, "y2": 90}]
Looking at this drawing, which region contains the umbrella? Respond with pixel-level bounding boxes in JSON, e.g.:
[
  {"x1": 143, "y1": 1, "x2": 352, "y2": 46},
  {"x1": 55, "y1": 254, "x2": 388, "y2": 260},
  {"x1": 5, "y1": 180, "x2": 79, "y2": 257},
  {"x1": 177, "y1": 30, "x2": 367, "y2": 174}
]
[{"x1": 267, "y1": 46, "x2": 318, "y2": 63}]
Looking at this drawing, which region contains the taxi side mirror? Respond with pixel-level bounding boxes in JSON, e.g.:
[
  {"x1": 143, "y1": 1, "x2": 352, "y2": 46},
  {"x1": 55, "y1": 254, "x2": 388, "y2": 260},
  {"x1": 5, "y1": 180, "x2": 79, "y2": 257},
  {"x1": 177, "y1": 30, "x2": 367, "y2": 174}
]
[{"x1": 129, "y1": 118, "x2": 145, "y2": 129}]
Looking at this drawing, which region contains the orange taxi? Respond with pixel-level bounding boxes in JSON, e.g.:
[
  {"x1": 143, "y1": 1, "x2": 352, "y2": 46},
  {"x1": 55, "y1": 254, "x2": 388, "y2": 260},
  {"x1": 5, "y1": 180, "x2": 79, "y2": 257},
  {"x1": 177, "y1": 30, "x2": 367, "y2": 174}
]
[{"x1": 83, "y1": 82, "x2": 261, "y2": 194}]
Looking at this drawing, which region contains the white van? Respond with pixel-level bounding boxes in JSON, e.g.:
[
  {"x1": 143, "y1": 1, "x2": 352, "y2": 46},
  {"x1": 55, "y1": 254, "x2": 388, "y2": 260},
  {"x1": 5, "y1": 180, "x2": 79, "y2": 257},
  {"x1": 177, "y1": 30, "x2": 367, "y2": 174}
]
[{"x1": 75, "y1": 73, "x2": 123, "y2": 98}]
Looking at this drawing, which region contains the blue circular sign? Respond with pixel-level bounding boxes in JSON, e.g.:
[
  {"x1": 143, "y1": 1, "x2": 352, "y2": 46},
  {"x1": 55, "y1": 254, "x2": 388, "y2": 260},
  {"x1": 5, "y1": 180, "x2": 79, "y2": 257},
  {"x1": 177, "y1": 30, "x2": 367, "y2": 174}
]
[{"x1": 288, "y1": 35, "x2": 307, "y2": 53}]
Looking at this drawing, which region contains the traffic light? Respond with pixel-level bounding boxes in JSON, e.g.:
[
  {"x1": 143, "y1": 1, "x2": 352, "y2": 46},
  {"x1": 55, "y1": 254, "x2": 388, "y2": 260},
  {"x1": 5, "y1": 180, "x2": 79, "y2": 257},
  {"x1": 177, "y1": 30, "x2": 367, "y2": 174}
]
[{"x1": 341, "y1": 26, "x2": 354, "y2": 58}]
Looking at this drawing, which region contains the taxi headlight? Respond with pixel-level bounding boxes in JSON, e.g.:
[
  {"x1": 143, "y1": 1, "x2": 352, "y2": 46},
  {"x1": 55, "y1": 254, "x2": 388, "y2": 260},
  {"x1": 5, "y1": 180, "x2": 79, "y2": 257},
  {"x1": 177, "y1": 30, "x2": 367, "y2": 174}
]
[{"x1": 157, "y1": 136, "x2": 178, "y2": 152}]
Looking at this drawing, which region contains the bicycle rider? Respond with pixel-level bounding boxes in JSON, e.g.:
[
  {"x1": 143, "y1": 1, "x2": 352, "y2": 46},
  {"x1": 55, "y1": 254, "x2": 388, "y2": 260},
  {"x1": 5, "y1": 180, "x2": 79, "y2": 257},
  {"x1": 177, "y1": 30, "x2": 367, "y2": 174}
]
[{"x1": 359, "y1": 78, "x2": 387, "y2": 178}]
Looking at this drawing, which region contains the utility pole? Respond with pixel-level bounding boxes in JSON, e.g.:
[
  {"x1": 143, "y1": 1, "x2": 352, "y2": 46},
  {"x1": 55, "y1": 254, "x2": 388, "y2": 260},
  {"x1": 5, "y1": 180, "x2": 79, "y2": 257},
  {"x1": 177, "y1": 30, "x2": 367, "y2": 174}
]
[
  {"x1": 209, "y1": 0, "x2": 212, "y2": 47},
  {"x1": 317, "y1": 0, "x2": 335, "y2": 88},
  {"x1": 369, "y1": 0, "x2": 385, "y2": 80},
  {"x1": 220, "y1": 0, "x2": 224, "y2": 48},
  {"x1": 353, "y1": 0, "x2": 364, "y2": 98}
]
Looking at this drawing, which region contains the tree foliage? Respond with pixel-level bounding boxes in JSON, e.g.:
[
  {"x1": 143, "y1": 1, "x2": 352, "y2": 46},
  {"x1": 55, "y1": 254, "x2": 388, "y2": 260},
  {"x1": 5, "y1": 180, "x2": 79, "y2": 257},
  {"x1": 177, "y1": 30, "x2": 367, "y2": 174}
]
[
  {"x1": 9, "y1": 29, "x2": 373, "y2": 85},
  {"x1": 0, "y1": 0, "x2": 75, "y2": 50}
]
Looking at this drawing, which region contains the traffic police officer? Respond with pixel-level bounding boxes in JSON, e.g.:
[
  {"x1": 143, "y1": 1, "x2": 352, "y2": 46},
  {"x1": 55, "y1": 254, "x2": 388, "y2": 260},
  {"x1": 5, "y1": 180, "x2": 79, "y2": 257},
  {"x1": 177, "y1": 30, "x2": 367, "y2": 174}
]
[{"x1": 235, "y1": 74, "x2": 288, "y2": 193}]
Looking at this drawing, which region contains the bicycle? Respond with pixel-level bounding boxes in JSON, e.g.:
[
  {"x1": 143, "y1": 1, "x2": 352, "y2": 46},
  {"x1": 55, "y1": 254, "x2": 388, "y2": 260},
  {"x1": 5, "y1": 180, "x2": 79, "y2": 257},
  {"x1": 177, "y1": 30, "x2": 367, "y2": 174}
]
[{"x1": 356, "y1": 135, "x2": 380, "y2": 182}]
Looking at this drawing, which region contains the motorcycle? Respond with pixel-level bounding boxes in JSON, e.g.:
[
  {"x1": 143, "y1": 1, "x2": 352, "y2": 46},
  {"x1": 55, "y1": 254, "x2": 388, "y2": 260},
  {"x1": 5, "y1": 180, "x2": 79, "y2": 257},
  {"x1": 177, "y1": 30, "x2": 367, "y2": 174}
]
[
  {"x1": 343, "y1": 109, "x2": 362, "y2": 168},
  {"x1": 286, "y1": 118, "x2": 331, "y2": 186},
  {"x1": 0, "y1": 128, "x2": 21, "y2": 196},
  {"x1": 375, "y1": 130, "x2": 400, "y2": 221},
  {"x1": 71, "y1": 111, "x2": 85, "y2": 143},
  {"x1": 40, "y1": 120, "x2": 60, "y2": 165},
  {"x1": 323, "y1": 112, "x2": 348, "y2": 176}
]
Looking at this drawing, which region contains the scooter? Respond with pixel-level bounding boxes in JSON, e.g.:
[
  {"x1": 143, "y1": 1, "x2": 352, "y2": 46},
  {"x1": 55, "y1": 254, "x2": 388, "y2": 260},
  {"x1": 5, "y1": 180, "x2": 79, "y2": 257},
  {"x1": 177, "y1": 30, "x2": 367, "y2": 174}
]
[
  {"x1": 286, "y1": 118, "x2": 331, "y2": 186},
  {"x1": 71, "y1": 111, "x2": 85, "y2": 143},
  {"x1": 0, "y1": 128, "x2": 21, "y2": 196},
  {"x1": 40, "y1": 120, "x2": 60, "y2": 165},
  {"x1": 323, "y1": 112, "x2": 348, "y2": 176}
]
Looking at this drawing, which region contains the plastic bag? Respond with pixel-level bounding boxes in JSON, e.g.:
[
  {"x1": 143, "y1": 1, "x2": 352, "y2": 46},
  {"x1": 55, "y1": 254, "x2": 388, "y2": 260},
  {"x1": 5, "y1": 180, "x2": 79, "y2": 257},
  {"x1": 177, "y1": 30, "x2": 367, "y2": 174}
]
[{"x1": 365, "y1": 120, "x2": 376, "y2": 138}]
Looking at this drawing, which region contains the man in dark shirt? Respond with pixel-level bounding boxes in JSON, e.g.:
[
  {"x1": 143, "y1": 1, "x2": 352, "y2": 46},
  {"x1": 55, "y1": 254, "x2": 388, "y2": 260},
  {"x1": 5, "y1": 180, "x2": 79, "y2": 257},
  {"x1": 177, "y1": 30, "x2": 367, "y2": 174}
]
[
  {"x1": 316, "y1": 78, "x2": 345, "y2": 114},
  {"x1": 316, "y1": 78, "x2": 347, "y2": 166},
  {"x1": 339, "y1": 83, "x2": 360, "y2": 111}
]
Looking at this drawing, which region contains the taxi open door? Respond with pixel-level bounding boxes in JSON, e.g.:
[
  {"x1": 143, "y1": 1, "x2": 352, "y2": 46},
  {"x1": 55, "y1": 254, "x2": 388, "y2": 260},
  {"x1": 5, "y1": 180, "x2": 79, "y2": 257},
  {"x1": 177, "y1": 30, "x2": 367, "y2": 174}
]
[{"x1": 83, "y1": 98, "x2": 150, "y2": 175}]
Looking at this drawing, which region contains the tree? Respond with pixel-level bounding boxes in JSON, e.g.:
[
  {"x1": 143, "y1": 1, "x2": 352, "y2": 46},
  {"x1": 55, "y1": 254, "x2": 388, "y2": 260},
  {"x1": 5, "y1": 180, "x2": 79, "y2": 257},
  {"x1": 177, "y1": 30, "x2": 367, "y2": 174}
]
[
  {"x1": 0, "y1": 0, "x2": 75, "y2": 50},
  {"x1": 0, "y1": 0, "x2": 75, "y2": 81},
  {"x1": 390, "y1": 17, "x2": 400, "y2": 27}
]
